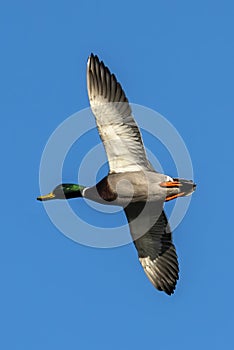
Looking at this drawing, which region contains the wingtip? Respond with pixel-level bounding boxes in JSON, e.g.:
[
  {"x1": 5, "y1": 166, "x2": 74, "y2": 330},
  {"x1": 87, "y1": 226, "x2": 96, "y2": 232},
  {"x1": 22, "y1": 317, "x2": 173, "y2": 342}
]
[
  {"x1": 87, "y1": 53, "x2": 92, "y2": 65},
  {"x1": 87, "y1": 54, "x2": 100, "y2": 73},
  {"x1": 88, "y1": 53, "x2": 99, "y2": 63},
  {"x1": 164, "y1": 288, "x2": 175, "y2": 296},
  {"x1": 87, "y1": 53, "x2": 111, "y2": 75}
]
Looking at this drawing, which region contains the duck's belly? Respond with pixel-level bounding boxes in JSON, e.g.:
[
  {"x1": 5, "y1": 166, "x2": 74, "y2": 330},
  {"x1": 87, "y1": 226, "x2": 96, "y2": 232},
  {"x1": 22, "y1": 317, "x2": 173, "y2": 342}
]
[{"x1": 83, "y1": 171, "x2": 171, "y2": 206}]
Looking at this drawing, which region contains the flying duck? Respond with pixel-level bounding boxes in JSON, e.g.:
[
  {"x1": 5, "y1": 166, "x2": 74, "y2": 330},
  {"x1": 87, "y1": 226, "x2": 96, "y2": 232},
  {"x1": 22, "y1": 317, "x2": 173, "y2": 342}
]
[{"x1": 37, "y1": 54, "x2": 196, "y2": 295}]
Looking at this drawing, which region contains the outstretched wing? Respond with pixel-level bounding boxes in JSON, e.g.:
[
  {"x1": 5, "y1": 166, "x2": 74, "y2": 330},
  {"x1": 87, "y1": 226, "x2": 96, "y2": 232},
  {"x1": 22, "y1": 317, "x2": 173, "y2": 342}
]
[
  {"x1": 87, "y1": 54, "x2": 154, "y2": 174},
  {"x1": 124, "y1": 202, "x2": 179, "y2": 295}
]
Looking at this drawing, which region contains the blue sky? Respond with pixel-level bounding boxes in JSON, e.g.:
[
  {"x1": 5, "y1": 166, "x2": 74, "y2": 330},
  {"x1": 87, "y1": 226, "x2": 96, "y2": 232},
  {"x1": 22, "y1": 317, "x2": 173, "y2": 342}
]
[{"x1": 1, "y1": 1, "x2": 234, "y2": 349}]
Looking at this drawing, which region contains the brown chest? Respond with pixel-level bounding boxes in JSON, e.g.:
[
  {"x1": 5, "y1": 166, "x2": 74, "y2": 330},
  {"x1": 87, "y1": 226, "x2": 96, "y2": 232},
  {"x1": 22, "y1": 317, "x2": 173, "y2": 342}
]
[{"x1": 95, "y1": 176, "x2": 117, "y2": 202}]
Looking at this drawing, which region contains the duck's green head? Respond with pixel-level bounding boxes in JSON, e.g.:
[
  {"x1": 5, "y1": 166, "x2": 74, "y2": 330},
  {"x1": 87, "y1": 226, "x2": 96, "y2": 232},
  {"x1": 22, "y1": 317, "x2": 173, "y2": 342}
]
[{"x1": 37, "y1": 184, "x2": 85, "y2": 201}]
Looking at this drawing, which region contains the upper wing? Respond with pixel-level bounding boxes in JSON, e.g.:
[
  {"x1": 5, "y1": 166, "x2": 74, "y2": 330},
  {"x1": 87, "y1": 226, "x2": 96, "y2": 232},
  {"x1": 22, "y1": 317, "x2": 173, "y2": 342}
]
[
  {"x1": 87, "y1": 54, "x2": 154, "y2": 174},
  {"x1": 124, "y1": 202, "x2": 179, "y2": 295}
]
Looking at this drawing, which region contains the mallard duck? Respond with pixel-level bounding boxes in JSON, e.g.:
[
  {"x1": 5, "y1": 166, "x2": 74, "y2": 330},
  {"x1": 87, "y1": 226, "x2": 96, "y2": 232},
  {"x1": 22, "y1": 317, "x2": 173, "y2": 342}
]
[{"x1": 37, "y1": 54, "x2": 196, "y2": 295}]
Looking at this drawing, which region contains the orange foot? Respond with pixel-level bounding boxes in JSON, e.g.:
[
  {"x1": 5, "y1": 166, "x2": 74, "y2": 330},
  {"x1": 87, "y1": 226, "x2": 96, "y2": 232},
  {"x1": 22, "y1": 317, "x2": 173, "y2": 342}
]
[
  {"x1": 160, "y1": 181, "x2": 181, "y2": 188},
  {"x1": 165, "y1": 192, "x2": 185, "y2": 202}
]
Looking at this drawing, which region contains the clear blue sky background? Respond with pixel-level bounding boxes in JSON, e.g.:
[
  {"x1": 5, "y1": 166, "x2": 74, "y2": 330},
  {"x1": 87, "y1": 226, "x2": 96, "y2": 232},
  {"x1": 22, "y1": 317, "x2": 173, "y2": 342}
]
[{"x1": 1, "y1": 1, "x2": 234, "y2": 349}]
